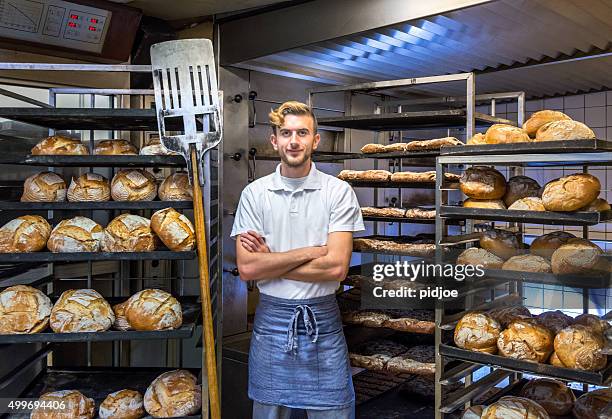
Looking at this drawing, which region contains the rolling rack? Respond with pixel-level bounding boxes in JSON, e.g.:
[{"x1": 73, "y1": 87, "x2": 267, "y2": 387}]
[
  {"x1": 434, "y1": 135, "x2": 612, "y2": 417},
  {"x1": 0, "y1": 64, "x2": 222, "y2": 418},
  {"x1": 308, "y1": 73, "x2": 524, "y2": 415}
]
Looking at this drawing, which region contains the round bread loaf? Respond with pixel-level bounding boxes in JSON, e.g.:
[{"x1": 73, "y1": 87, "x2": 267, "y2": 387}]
[
  {"x1": 488, "y1": 305, "x2": 532, "y2": 328},
  {"x1": 454, "y1": 312, "x2": 501, "y2": 354},
  {"x1": 31, "y1": 390, "x2": 95, "y2": 419},
  {"x1": 47, "y1": 216, "x2": 103, "y2": 253},
  {"x1": 67, "y1": 173, "x2": 111, "y2": 202},
  {"x1": 150, "y1": 208, "x2": 195, "y2": 251},
  {"x1": 144, "y1": 370, "x2": 201, "y2": 418},
  {"x1": 503, "y1": 176, "x2": 541, "y2": 207},
  {"x1": 21, "y1": 171, "x2": 66, "y2": 202},
  {"x1": 31, "y1": 135, "x2": 89, "y2": 155},
  {"x1": 536, "y1": 119, "x2": 596, "y2": 141},
  {"x1": 502, "y1": 254, "x2": 551, "y2": 272},
  {"x1": 111, "y1": 169, "x2": 157, "y2": 201},
  {"x1": 573, "y1": 313, "x2": 609, "y2": 335},
  {"x1": 542, "y1": 173, "x2": 600, "y2": 211},
  {"x1": 522, "y1": 110, "x2": 572, "y2": 138},
  {"x1": 549, "y1": 351, "x2": 565, "y2": 367},
  {"x1": 519, "y1": 378, "x2": 575, "y2": 416},
  {"x1": 50, "y1": 289, "x2": 114, "y2": 333},
  {"x1": 580, "y1": 197, "x2": 611, "y2": 212},
  {"x1": 139, "y1": 136, "x2": 179, "y2": 155},
  {"x1": 466, "y1": 133, "x2": 486, "y2": 145},
  {"x1": 460, "y1": 167, "x2": 507, "y2": 199},
  {"x1": 462, "y1": 198, "x2": 506, "y2": 209},
  {"x1": 124, "y1": 289, "x2": 182, "y2": 331},
  {"x1": 461, "y1": 405, "x2": 485, "y2": 419},
  {"x1": 480, "y1": 229, "x2": 522, "y2": 260},
  {"x1": 497, "y1": 319, "x2": 553, "y2": 363},
  {"x1": 550, "y1": 238, "x2": 603, "y2": 274},
  {"x1": 536, "y1": 310, "x2": 574, "y2": 334},
  {"x1": 530, "y1": 231, "x2": 576, "y2": 259},
  {"x1": 94, "y1": 139, "x2": 138, "y2": 155},
  {"x1": 485, "y1": 124, "x2": 531, "y2": 144},
  {"x1": 112, "y1": 301, "x2": 131, "y2": 331},
  {"x1": 508, "y1": 197, "x2": 545, "y2": 211},
  {"x1": 554, "y1": 325, "x2": 607, "y2": 371},
  {"x1": 481, "y1": 396, "x2": 549, "y2": 419},
  {"x1": 573, "y1": 388, "x2": 612, "y2": 419},
  {"x1": 456, "y1": 247, "x2": 504, "y2": 269},
  {"x1": 101, "y1": 214, "x2": 157, "y2": 252},
  {"x1": 158, "y1": 173, "x2": 192, "y2": 201},
  {"x1": 0, "y1": 215, "x2": 51, "y2": 253},
  {"x1": 99, "y1": 389, "x2": 144, "y2": 419},
  {"x1": 0, "y1": 285, "x2": 52, "y2": 334}
]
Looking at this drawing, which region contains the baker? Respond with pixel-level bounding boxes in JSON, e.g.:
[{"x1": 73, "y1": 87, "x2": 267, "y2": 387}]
[{"x1": 231, "y1": 100, "x2": 364, "y2": 419}]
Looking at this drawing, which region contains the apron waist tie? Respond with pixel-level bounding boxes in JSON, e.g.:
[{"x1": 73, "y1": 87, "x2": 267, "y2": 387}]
[{"x1": 283, "y1": 305, "x2": 319, "y2": 356}]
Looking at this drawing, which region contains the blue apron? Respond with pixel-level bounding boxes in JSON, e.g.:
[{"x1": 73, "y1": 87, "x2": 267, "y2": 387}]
[{"x1": 248, "y1": 293, "x2": 355, "y2": 410}]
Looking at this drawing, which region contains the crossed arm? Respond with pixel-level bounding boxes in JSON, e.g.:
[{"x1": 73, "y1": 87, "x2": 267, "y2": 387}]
[{"x1": 235, "y1": 230, "x2": 353, "y2": 282}]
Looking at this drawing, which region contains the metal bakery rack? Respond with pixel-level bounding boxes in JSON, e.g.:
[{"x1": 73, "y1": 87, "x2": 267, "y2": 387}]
[
  {"x1": 0, "y1": 63, "x2": 222, "y2": 418},
  {"x1": 434, "y1": 139, "x2": 612, "y2": 418}
]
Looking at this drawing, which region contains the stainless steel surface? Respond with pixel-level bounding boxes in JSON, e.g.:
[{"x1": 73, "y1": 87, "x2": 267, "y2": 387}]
[{"x1": 439, "y1": 152, "x2": 612, "y2": 165}]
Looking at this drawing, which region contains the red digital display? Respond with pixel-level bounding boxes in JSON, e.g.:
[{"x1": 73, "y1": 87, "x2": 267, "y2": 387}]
[
  {"x1": 90, "y1": 18, "x2": 98, "y2": 23},
  {"x1": 70, "y1": 14, "x2": 78, "y2": 19},
  {"x1": 88, "y1": 26, "x2": 96, "y2": 31},
  {"x1": 68, "y1": 22, "x2": 77, "y2": 27}
]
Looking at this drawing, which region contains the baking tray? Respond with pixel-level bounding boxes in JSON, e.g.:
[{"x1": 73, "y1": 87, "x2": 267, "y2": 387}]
[
  {"x1": 318, "y1": 110, "x2": 514, "y2": 131},
  {"x1": 481, "y1": 268, "x2": 611, "y2": 289},
  {"x1": 440, "y1": 206, "x2": 612, "y2": 226},
  {"x1": 363, "y1": 215, "x2": 462, "y2": 225},
  {"x1": 439, "y1": 343, "x2": 612, "y2": 386},
  {"x1": 0, "y1": 200, "x2": 193, "y2": 211},
  {"x1": 0, "y1": 250, "x2": 195, "y2": 263},
  {"x1": 0, "y1": 154, "x2": 186, "y2": 167},
  {"x1": 347, "y1": 180, "x2": 458, "y2": 189},
  {"x1": 0, "y1": 297, "x2": 199, "y2": 344},
  {"x1": 440, "y1": 139, "x2": 612, "y2": 156}
]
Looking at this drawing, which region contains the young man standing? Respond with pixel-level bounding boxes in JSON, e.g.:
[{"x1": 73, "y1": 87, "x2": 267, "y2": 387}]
[{"x1": 231, "y1": 101, "x2": 364, "y2": 419}]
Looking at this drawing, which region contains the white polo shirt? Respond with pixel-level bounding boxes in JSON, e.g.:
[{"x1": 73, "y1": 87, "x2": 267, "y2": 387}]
[{"x1": 230, "y1": 162, "x2": 365, "y2": 299}]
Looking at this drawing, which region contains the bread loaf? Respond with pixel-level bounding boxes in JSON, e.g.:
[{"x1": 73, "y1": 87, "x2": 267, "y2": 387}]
[
  {"x1": 31, "y1": 135, "x2": 88, "y2": 155},
  {"x1": 519, "y1": 378, "x2": 575, "y2": 416},
  {"x1": 536, "y1": 120, "x2": 596, "y2": 141},
  {"x1": 554, "y1": 325, "x2": 607, "y2": 371},
  {"x1": 21, "y1": 171, "x2": 66, "y2": 202},
  {"x1": 549, "y1": 351, "x2": 565, "y2": 367},
  {"x1": 94, "y1": 139, "x2": 138, "y2": 155},
  {"x1": 101, "y1": 214, "x2": 157, "y2": 252},
  {"x1": 0, "y1": 285, "x2": 52, "y2": 334},
  {"x1": 31, "y1": 390, "x2": 95, "y2": 419},
  {"x1": 124, "y1": 289, "x2": 182, "y2": 331},
  {"x1": 502, "y1": 254, "x2": 551, "y2": 272},
  {"x1": 50, "y1": 289, "x2": 114, "y2": 333},
  {"x1": 404, "y1": 137, "x2": 463, "y2": 150},
  {"x1": 480, "y1": 229, "x2": 522, "y2": 260},
  {"x1": 150, "y1": 208, "x2": 195, "y2": 251},
  {"x1": 361, "y1": 143, "x2": 386, "y2": 153},
  {"x1": 67, "y1": 173, "x2": 111, "y2": 202},
  {"x1": 454, "y1": 312, "x2": 501, "y2": 354},
  {"x1": 159, "y1": 173, "x2": 192, "y2": 201},
  {"x1": 460, "y1": 167, "x2": 506, "y2": 199},
  {"x1": 530, "y1": 231, "x2": 576, "y2": 259},
  {"x1": 462, "y1": 405, "x2": 485, "y2": 419},
  {"x1": 580, "y1": 197, "x2": 611, "y2": 212},
  {"x1": 337, "y1": 170, "x2": 391, "y2": 182},
  {"x1": 112, "y1": 301, "x2": 131, "y2": 331},
  {"x1": 542, "y1": 173, "x2": 600, "y2": 211},
  {"x1": 0, "y1": 215, "x2": 51, "y2": 253},
  {"x1": 144, "y1": 370, "x2": 201, "y2": 418},
  {"x1": 550, "y1": 238, "x2": 603, "y2": 274},
  {"x1": 488, "y1": 305, "x2": 532, "y2": 328},
  {"x1": 47, "y1": 216, "x2": 103, "y2": 252},
  {"x1": 462, "y1": 198, "x2": 506, "y2": 209},
  {"x1": 481, "y1": 396, "x2": 549, "y2": 419},
  {"x1": 99, "y1": 389, "x2": 144, "y2": 419},
  {"x1": 573, "y1": 313, "x2": 609, "y2": 335},
  {"x1": 139, "y1": 136, "x2": 179, "y2": 155},
  {"x1": 497, "y1": 319, "x2": 553, "y2": 362},
  {"x1": 111, "y1": 169, "x2": 157, "y2": 201},
  {"x1": 523, "y1": 110, "x2": 571, "y2": 138},
  {"x1": 573, "y1": 388, "x2": 612, "y2": 419},
  {"x1": 508, "y1": 197, "x2": 545, "y2": 211},
  {"x1": 456, "y1": 247, "x2": 504, "y2": 269},
  {"x1": 485, "y1": 124, "x2": 531, "y2": 144},
  {"x1": 503, "y1": 175, "x2": 541, "y2": 207},
  {"x1": 536, "y1": 311, "x2": 574, "y2": 334},
  {"x1": 466, "y1": 132, "x2": 486, "y2": 145}
]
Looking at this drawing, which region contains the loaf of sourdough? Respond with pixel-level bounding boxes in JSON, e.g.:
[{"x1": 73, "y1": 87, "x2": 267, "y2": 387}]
[
  {"x1": 530, "y1": 231, "x2": 576, "y2": 259},
  {"x1": 47, "y1": 216, "x2": 103, "y2": 252},
  {"x1": 573, "y1": 388, "x2": 612, "y2": 419},
  {"x1": 456, "y1": 247, "x2": 504, "y2": 269},
  {"x1": 480, "y1": 229, "x2": 522, "y2": 260},
  {"x1": 361, "y1": 143, "x2": 386, "y2": 153},
  {"x1": 536, "y1": 120, "x2": 596, "y2": 141},
  {"x1": 31, "y1": 390, "x2": 95, "y2": 419},
  {"x1": 461, "y1": 406, "x2": 485, "y2": 419},
  {"x1": 338, "y1": 170, "x2": 391, "y2": 182},
  {"x1": 21, "y1": 171, "x2": 66, "y2": 202},
  {"x1": 466, "y1": 132, "x2": 486, "y2": 145},
  {"x1": 460, "y1": 166, "x2": 506, "y2": 199},
  {"x1": 124, "y1": 289, "x2": 182, "y2": 331},
  {"x1": 508, "y1": 197, "x2": 545, "y2": 211},
  {"x1": 111, "y1": 169, "x2": 157, "y2": 201},
  {"x1": 535, "y1": 310, "x2": 574, "y2": 334},
  {"x1": 99, "y1": 389, "x2": 144, "y2": 419},
  {"x1": 554, "y1": 325, "x2": 607, "y2": 371},
  {"x1": 94, "y1": 139, "x2": 138, "y2": 155},
  {"x1": 0, "y1": 285, "x2": 52, "y2": 334},
  {"x1": 503, "y1": 175, "x2": 541, "y2": 207},
  {"x1": 454, "y1": 312, "x2": 501, "y2": 354},
  {"x1": 497, "y1": 319, "x2": 554, "y2": 363},
  {"x1": 112, "y1": 301, "x2": 131, "y2": 331},
  {"x1": 542, "y1": 173, "x2": 600, "y2": 211},
  {"x1": 101, "y1": 214, "x2": 157, "y2": 252},
  {"x1": 580, "y1": 197, "x2": 611, "y2": 212},
  {"x1": 31, "y1": 135, "x2": 89, "y2": 155},
  {"x1": 150, "y1": 208, "x2": 195, "y2": 251},
  {"x1": 462, "y1": 198, "x2": 506, "y2": 209},
  {"x1": 481, "y1": 396, "x2": 550, "y2": 419},
  {"x1": 67, "y1": 173, "x2": 111, "y2": 202},
  {"x1": 403, "y1": 137, "x2": 463, "y2": 150},
  {"x1": 361, "y1": 207, "x2": 407, "y2": 218},
  {"x1": 49, "y1": 289, "x2": 114, "y2": 333},
  {"x1": 519, "y1": 378, "x2": 575, "y2": 416},
  {"x1": 484, "y1": 124, "x2": 531, "y2": 144},
  {"x1": 573, "y1": 313, "x2": 609, "y2": 335},
  {"x1": 139, "y1": 136, "x2": 179, "y2": 155},
  {"x1": 502, "y1": 254, "x2": 551, "y2": 272},
  {"x1": 550, "y1": 238, "x2": 603, "y2": 274},
  {"x1": 487, "y1": 305, "x2": 532, "y2": 328},
  {"x1": 158, "y1": 173, "x2": 192, "y2": 201},
  {"x1": 0, "y1": 215, "x2": 51, "y2": 253},
  {"x1": 144, "y1": 370, "x2": 201, "y2": 418},
  {"x1": 522, "y1": 110, "x2": 571, "y2": 137}
]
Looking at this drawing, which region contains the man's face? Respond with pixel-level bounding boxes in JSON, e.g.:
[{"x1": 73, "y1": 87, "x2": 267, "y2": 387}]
[{"x1": 271, "y1": 114, "x2": 320, "y2": 168}]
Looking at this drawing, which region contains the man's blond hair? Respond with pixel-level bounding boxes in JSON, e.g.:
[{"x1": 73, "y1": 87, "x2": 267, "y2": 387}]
[{"x1": 269, "y1": 101, "x2": 318, "y2": 134}]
